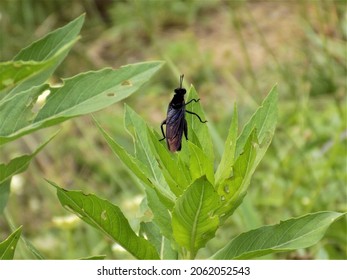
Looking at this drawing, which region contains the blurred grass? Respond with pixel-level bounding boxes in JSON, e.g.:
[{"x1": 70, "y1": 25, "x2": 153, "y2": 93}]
[{"x1": 0, "y1": 0, "x2": 346, "y2": 259}]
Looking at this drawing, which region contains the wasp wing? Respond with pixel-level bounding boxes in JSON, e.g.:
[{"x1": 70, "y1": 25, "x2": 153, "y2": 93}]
[{"x1": 166, "y1": 106, "x2": 185, "y2": 152}]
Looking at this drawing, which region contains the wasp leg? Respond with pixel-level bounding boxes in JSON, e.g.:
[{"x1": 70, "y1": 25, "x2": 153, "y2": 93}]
[
  {"x1": 186, "y1": 110, "x2": 207, "y2": 123},
  {"x1": 159, "y1": 119, "x2": 166, "y2": 141},
  {"x1": 185, "y1": 98, "x2": 200, "y2": 106}
]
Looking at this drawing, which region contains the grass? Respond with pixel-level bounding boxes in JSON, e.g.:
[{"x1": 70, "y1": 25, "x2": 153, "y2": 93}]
[{"x1": 0, "y1": 0, "x2": 346, "y2": 259}]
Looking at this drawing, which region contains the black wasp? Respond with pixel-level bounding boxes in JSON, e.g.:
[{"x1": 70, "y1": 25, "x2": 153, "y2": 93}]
[{"x1": 159, "y1": 75, "x2": 207, "y2": 152}]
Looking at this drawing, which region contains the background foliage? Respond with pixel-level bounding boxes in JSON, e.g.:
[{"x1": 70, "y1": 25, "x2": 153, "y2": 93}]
[{"x1": 0, "y1": 0, "x2": 346, "y2": 259}]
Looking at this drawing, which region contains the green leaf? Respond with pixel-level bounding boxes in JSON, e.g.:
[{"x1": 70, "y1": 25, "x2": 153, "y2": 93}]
[
  {"x1": 19, "y1": 235, "x2": 45, "y2": 260},
  {"x1": 140, "y1": 222, "x2": 177, "y2": 260},
  {"x1": 147, "y1": 128, "x2": 190, "y2": 196},
  {"x1": 0, "y1": 226, "x2": 22, "y2": 260},
  {"x1": 172, "y1": 176, "x2": 220, "y2": 259},
  {"x1": 188, "y1": 142, "x2": 214, "y2": 185},
  {"x1": 216, "y1": 130, "x2": 257, "y2": 220},
  {"x1": 211, "y1": 211, "x2": 345, "y2": 260},
  {"x1": 47, "y1": 180, "x2": 159, "y2": 260},
  {"x1": 235, "y1": 85, "x2": 278, "y2": 159},
  {"x1": 145, "y1": 186, "x2": 173, "y2": 240},
  {"x1": 0, "y1": 52, "x2": 71, "y2": 92},
  {"x1": 215, "y1": 86, "x2": 278, "y2": 222},
  {"x1": 94, "y1": 117, "x2": 152, "y2": 186},
  {"x1": 215, "y1": 103, "x2": 238, "y2": 185},
  {"x1": 79, "y1": 255, "x2": 106, "y2": 260},
  {"x1": 0, "y1": 132, "x2": 57, "y2": 184},
  {"x1": 124, "y1": 105, "x2": 175, "y2": 202},
  {"x1": 94, "y1": 117, "x2": 174, "y2": 209},
  {"x1": 0, "y1": 61, "x2": 164, "y2": 145},
  {"x1": 0, "y1": 179, "x2": 11, "y2": 214},
  {"x1": 186, "y1": 85, "x2": 213, "y2": 162},
  {"x1": 3, "y1": 14, "x2": 85, "y2": 95}
]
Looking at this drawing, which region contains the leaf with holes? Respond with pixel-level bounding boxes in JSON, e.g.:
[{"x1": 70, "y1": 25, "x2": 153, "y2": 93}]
[
  {"x1": 47, "y1": 180, "x2": 159, "y2": 260},
  {"x1": 0, "y1": 61, "x2": 164, "y2": 145}
]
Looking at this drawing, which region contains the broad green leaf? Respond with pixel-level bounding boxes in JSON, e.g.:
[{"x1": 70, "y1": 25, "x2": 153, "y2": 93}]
[
  {"x1": 124, "y1": 105, "x2": 175, "y2": 201},
  {"x1": 3, "y1": 14, "x2": 85, "y2": 95},
  {"x1": 216, "y1": 130, "x2": 257, "y2": 221},
  {"x1": 47, "y1": 180, "x2": 159, "y2": 260},
  {"x1": 211, "y1": 211, "x2": 345, "y2": 260},
  {"x1": 188, "y1": 142, "x2": 214, "y2": 185},
  {"x1": 0, "y1": 132, "x2": 57, "y2": 184},
  {"x1": 215, "y1": 103, "x2": 238, "y2": 185},
  {"x1": 172, "y1": 176, "x2": 220, "y2": 259},
  {"x1": 235, "y1": 85, "x2": 278, "y2": 159},
  {"x1": 0, "y1": 61, "x2": 164, "y2": 145},
  {"x1": 0, "y1": 179, "x2": 11, "y2": 214},
  {"x1": 186, "y1": 85, "x2": 213, "y2": 162},
  {"x1": 37, "y1": 63, "x2": 163, "y2": 121},
  {"x1": 0, "y1": 226, "x2": 22, "y2": 260}
]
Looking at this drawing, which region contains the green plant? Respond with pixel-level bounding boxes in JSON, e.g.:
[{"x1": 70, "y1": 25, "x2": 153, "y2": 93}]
[
  {"x1": 0, "y1": 14, "x2": 163, "y2": 259},
  {"x1": 46, "y1": 85, "x2": 343, "y2": 259},
  {"x1": 0, "y1": 11, "x2": 344, "y2": 261}
]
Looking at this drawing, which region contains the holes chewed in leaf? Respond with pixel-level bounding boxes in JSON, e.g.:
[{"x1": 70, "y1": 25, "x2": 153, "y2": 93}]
[
  {"x1": 121, "y1": 80, "x2": 132, "y2": 86},
  {"x1": 101, "y1": 210, "x2": 107, "y2": 220}
]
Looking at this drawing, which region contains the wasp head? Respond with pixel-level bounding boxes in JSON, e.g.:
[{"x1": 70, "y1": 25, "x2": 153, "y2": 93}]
[{"x1": 174, "y1": 74, "x2": 186, "y2": 95}]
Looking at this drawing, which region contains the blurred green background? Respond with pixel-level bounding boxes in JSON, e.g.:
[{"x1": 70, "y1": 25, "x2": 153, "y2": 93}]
[{"x1": 0, "y1": 0, "x2": 346, "y2": 259}]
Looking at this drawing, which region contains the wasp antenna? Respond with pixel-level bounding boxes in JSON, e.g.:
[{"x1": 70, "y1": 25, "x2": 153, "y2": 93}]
[{"x1": 179, "y1": 74, "x2": 184, "y2": 88}]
